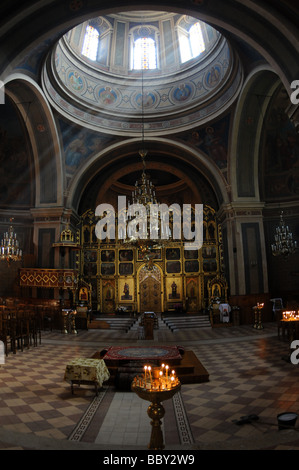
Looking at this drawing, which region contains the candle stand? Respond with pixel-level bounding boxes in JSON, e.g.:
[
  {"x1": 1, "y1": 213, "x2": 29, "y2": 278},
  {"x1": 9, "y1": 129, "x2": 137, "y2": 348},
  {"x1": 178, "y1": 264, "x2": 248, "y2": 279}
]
[
  {"x1": 131, "y1": 364, "x2": 181, "y2": 450},
  {"x1": 253, "y1": 302, "x2": 264, "y2": 329},
  {"x1": 62, "y1": 309, "x2": 77, "y2": 334}
]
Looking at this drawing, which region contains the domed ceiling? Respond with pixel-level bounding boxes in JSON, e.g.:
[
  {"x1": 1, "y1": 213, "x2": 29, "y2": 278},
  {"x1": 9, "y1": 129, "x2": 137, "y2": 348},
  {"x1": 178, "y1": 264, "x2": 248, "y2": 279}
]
[{"x1": 42, "y1": 11, "x2": 243, "y2": 136}]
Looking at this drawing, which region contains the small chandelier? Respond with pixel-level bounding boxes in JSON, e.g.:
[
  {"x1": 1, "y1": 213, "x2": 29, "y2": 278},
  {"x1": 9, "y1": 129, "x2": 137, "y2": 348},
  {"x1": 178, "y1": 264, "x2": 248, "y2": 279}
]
[
  {"x1": 271, "y1": 211, "x2": 297, "y2": 258},
  {"x1": 0, "y1": 218, "x2": 22, "y2": 263}
]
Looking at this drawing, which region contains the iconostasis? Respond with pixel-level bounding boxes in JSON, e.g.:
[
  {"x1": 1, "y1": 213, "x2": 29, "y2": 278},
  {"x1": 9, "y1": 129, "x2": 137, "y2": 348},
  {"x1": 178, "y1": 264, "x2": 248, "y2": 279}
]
[{"x1": 77, "y1": 205, "x2": 224, "y2": 313}]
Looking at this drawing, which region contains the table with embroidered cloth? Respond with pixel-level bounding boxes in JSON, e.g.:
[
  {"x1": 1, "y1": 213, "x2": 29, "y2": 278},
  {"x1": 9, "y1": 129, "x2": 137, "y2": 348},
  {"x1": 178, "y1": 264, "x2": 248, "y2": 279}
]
[{"x1": 64, "y1": 358, "x2": 110, "y2": 395}]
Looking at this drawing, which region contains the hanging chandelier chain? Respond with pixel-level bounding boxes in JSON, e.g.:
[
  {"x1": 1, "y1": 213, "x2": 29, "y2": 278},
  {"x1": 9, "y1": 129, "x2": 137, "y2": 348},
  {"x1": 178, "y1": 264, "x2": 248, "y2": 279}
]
[
  {"x1": 121, "y1": 32, "x2": 172, "y2": 270},
  {"x1": 139, "y1": 50, "x2": 147, "y2": 163},
  {"x1": 141, "y1": 61, "x2": 145, "y2": 145}
]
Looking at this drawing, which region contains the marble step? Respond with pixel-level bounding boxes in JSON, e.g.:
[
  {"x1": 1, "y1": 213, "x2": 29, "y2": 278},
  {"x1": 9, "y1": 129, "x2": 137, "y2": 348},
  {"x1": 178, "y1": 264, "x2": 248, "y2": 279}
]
[
  {"x1": 162, "y1": 315, "x2": 211, "y2": 330},
  {"x1": 89, "y1": 316, "x2": 137, "y2": 331}
]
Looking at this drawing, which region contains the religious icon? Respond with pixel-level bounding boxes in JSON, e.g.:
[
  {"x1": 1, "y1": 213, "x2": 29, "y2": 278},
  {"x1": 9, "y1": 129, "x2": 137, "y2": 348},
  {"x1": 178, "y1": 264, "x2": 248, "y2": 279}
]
[
  {"x1": 101, "y1": 263, "x2": 115, "y2": 275},
  {"x1": 213, "y1": 284, "x2": 220, "y2": 298},
  {"x1": 79, "y1": 287, "x2": 88, "y2": 301},
  {"x1": 185, "y1": 260, "x2": 199, "y2": 272},
  {"x1": 119, "y1": 249, "x2": 133, "y2": 261},
  {"x1": 166, "y1": 248, "x2": 180, "y2": 260},
  {"x1": 166, "y1": 261, "x2": 181, "y2": 273},
  {"x1": 121, "y1": 282, "x2": 132, "y2": 300},
  {"x1": 101, "y1": 250, "x2": 115, "y2": 262},
  {"x1": 119, "y1": 263, "x2": 133, "y2": 275},
  {"x1": 169, "y1": 281, "x2": 180, "y2": 299}
]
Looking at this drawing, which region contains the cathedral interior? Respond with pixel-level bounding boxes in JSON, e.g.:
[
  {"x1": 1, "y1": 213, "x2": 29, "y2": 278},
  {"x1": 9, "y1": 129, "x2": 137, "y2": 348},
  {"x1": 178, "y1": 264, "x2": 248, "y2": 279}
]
[{"x1": 0, "y1": 0, "x2": 298, "y2": 454}]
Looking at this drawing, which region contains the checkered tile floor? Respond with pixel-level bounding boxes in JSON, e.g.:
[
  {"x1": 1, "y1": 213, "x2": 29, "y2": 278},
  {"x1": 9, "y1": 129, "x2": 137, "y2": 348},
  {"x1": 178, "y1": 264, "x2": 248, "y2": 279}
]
[{"x1": 0, "y1": 317, "x2": 299, "y2": 451}]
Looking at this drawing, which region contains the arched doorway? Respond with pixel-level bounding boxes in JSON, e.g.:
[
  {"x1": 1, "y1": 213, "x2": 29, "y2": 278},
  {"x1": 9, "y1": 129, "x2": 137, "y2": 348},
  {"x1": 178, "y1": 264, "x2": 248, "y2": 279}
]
[{"x1": 138, "y1": 265, "x2": 163, "y2": 313}]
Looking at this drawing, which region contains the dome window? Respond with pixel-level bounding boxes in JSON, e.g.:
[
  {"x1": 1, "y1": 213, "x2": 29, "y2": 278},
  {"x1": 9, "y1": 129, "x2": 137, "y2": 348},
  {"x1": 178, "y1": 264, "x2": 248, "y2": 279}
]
[
  {"x1": 179, "y1": 21, "x2": 206, "y2": 64},
  {"x1": 132, "y1": 36, "x2": 157, "y2": 70},
  {"x1": 82, "y1": 25, "x2": 99, "y2": 61}
]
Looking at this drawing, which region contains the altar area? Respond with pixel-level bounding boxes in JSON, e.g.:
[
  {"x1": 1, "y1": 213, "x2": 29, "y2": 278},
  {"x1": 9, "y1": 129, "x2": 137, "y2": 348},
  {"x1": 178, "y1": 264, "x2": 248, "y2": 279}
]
[{"x1": 75, "y1": 206, "x2": 225, "y2": 315}]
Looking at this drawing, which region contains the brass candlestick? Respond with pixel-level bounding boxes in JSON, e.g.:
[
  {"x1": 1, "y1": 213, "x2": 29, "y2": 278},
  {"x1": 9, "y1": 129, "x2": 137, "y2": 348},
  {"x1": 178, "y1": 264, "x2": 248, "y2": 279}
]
[
  {"x1": 63, "y1": 311, "x2": 69, "y2": 334},
  {"x1": 256, "y1": 302, "x2": 264, "y2": 329},
  {"x1": 62, "y1": 309, "x2": 78, "y2": 334},
  {"x1": 253, "y1": 302, "x2": 264, "y2": 329},
  {"x1": 131, "y1": 367, "x2": 181, "y2": 450},
  {"x1": 71, "y1": 310, "x2": 77, "y2": 334}
]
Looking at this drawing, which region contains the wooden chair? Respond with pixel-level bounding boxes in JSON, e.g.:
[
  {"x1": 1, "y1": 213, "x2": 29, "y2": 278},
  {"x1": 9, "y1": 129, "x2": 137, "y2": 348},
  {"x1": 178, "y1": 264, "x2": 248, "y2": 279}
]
[{"x1": 0, "y1": 310, "x2": 16, "y2": 355}]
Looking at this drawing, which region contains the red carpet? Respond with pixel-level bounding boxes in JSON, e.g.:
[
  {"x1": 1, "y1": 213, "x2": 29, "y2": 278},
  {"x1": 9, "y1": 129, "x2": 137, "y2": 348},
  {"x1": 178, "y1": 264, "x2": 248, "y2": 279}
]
[{"x1": 102, "y1": 345, "x2": 183, "y2": 364}]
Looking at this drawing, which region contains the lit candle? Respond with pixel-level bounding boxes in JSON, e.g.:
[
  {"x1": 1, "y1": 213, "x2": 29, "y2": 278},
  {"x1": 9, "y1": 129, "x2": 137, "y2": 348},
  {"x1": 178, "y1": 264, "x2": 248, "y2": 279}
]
[
  {"x1": 148, "y1": 366, "x2": 152, "y2": 384},
  {"x1": 165, "y1": 365, "x2": 169, "y2": 378},
  {"x1": 144, "y1": 365, "x2": 147, "y2": 382}
]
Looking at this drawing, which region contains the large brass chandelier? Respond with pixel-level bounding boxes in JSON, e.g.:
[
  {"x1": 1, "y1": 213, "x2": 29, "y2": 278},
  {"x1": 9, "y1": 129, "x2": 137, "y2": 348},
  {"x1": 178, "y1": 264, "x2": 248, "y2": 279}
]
[
  {"x1": 124, "y1": 148, "x2": 171, "y2": 269},
  {"x1": 0, "y1": 218, "x2": 22, "y2": 263},
  {"x1": 271, "y1": 211, "x2": 297, "y2": 258}
]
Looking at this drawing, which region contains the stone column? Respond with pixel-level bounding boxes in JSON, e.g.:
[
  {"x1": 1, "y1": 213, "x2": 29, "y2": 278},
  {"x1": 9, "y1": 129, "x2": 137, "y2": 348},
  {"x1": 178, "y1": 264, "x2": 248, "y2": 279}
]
[{"x1": 218, "y1": 202, "x2": 269, "y2": 296}]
